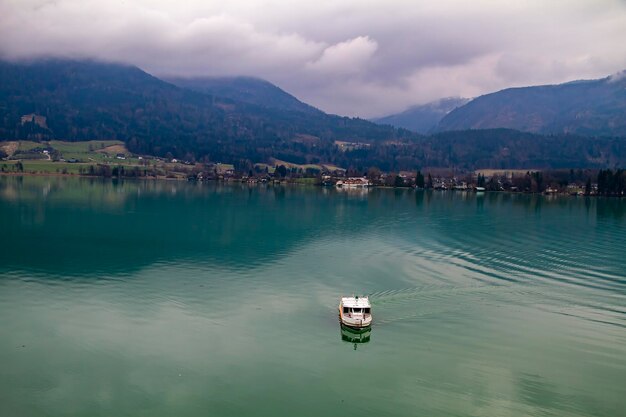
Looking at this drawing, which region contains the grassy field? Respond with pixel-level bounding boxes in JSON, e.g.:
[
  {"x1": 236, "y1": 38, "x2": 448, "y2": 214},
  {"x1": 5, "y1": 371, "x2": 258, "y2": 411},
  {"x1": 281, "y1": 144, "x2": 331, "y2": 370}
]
[
  {"x1": 14, "y1": 140, "x2": 42, "y2": 151},
  {"x1": 0, "y1": 140, "x2": 151, "y2": 174},
  {"x1": 0, "y1": 140, "x2": 148, "y2": 175},
  {"x1": 475, "y1": 169, "x2": 539, "y2": 177},
  {"x1": 50, "y1": 140, "x2": 136, "y2": 163},
  {"x1": 214, "y1": 163, "x2": 235, "y2": 173},
  {"x1": 48, "y1": 140, "x2": 121, "y2": 153},
  {"x1": 1, "y1": 159, "x2": 148, "y2": 175},
  {"x1": 1, "y1": 140, "x2": 344, "y2": 179},
  {"x1": 1, "y1": 140, "x2": 125, "y2": 155},
  {"x1": 1, "y1": 143, "x2": 205, "y2": 180},
  {"x1": 2, "y1": 160, "x2": 92, "y2": 174},
  {"x1": 267, "y1": 158, "x2": 345, "y2": 172},
  {"x1": 290, "y1": 177, "x2": 318, "y2": 184}
]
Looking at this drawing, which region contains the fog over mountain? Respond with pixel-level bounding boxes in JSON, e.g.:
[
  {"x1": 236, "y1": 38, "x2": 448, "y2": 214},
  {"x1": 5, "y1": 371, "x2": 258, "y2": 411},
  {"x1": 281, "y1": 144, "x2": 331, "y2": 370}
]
[{"x1": 1, "y1": 0, "x2": 625, "y2": 117}]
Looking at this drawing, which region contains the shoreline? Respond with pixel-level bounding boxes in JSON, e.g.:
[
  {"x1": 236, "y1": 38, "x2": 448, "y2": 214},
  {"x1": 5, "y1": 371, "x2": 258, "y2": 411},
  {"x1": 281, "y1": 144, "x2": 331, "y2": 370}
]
[
  {"x1": 0, "y1": 171, "x2": 186, "y2": 181},
  {"x1": 1, "y1": 172, "x2": 623, "y2": 198}
]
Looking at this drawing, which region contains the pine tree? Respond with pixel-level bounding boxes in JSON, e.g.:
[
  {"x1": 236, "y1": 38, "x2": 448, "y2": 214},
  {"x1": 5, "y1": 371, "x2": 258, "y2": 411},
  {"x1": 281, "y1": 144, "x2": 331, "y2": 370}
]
[
  {"x1": 426, "y1": 173, "x2": 433, "y2": 189},
  {"x1": 415, "y1": 170, "x2": 425, "y2": 188}
]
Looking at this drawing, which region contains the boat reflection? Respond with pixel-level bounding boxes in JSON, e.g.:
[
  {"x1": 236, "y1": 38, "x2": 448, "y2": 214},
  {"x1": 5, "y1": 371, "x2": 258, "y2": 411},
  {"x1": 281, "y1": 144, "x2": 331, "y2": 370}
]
[{"x1": 340, "y1": 324, "x2": 371, "y2": 349}]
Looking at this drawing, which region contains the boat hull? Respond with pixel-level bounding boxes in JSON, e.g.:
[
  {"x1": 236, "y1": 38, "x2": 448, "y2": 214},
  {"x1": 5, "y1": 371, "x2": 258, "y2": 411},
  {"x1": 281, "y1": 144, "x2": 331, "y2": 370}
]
[{"x1": 339, "y1": 320, "x2": 372, "y2": 331}]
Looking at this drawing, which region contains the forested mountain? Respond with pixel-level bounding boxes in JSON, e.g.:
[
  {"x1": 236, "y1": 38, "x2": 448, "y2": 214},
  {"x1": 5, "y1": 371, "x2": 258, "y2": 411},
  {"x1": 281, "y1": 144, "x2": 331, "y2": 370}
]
[
  {"x1": 322, "y1": 129, "x2": 625, "y2": 171},
  {"x1": 437, "y1": 73, "x2": 626, "y2": 136},
  {"x1": 373, "y1": 97, "x2": 470, "y2": 133},
  {"x1": 0, "y1": 59, "x2": 413, "y2": 160},
  {"x1": 167, "y1": 76, "x2": 321, "y2": 115},
  {"x1": 0, "y1": 59, "x2": 624, "y2": 170}
]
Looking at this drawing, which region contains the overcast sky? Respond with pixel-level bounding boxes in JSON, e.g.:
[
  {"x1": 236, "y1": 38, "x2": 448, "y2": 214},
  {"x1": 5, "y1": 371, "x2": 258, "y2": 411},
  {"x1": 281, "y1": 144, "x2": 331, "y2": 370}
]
[{"x1": 1, "y1": 0, "x2": 625, "y2": 117}]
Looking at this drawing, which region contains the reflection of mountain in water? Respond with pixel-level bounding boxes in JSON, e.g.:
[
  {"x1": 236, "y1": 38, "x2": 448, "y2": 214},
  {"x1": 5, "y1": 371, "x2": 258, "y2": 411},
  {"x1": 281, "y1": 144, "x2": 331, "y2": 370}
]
[
  {"x1": 1, "y1": 177, "x2": 624, "y2": 282},
  {"x1": 0, "y1": 177, "x2": 391, "y2": 276}
]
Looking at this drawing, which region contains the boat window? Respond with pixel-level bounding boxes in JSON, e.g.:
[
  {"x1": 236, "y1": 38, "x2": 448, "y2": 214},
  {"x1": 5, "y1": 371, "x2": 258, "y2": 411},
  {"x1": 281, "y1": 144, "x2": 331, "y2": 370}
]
[
  {"x1": 364, "y1": 308, "x2": 371, "y2": 314},
  {"x1": 343, "y1": 307, "x2": 349, "y2": 314},
  {"x1": 352, "y1": 308, "x2": 362, "y2": 313}
]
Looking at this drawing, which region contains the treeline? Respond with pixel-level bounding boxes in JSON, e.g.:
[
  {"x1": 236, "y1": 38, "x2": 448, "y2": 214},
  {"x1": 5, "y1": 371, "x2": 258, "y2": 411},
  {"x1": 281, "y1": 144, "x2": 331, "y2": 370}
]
[
  {"x1": 322, "y1": 130, "x2": 624, "y2": 171},
  {"x1": 476, "y1": 169, "x2": 625, "y2": 195},
  {"x1": 79, "y1": 165, "x2": 147, "y2": 178},
  {"x1": 159, "y1": 130, "x2": 625, "y2": 172},
  {"x1": 597, "y1": 169, "x2": 625, "y2": 196},
  {"x1": 412, "y1": 169, "x2": 624, "y2": 196}
]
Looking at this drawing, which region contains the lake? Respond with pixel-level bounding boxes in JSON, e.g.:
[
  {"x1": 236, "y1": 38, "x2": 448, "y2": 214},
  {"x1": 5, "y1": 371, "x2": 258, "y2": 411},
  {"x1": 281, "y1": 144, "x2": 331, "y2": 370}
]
[{"x1": 1, "y1": 176, "x2": 625, "y2": 417}]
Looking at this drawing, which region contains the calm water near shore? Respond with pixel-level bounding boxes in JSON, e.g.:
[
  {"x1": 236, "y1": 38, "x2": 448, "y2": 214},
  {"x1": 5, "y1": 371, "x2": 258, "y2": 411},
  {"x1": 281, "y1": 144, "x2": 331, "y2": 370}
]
[{"x1": 1, "y1": 176, "x2": 625, "y2": 417}]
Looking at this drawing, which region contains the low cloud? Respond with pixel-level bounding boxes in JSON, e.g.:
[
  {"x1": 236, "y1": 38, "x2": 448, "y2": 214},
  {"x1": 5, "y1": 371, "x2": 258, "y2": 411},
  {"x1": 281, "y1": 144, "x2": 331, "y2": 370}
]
[
  {"x1": 306, "y1": 36, "x2": 378, "y2": 76},
  {"x1": 1, "y1": 0, "x2": 625, "y2": 117},
  {"x1": 608, "y1": 70, "x2": 626, "y2": 83}
]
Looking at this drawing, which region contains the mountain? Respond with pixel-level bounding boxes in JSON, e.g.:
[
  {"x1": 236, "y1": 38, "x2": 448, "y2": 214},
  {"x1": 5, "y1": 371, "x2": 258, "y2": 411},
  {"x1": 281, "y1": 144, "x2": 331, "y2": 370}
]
[
  {"x1": 0, "y1": 59, "x2": 415, "y2": 162},
  {"x1": 1, "y1": 59, "x2": 623, "y2": 170},
  {"x1": 372, "y1": 97, "x2": 470, "y2": 133},
  {"x1": 327, "y1": 129, "x2": 625, "y2": 171},
  {"x1": 167, "y1": 76, "x2": 321, "y2": 115},
  {"x1": 437, "y1": 72, "x2": 626, "y2": 137},
  {"x1": 0, "y1": 59, "x2": 225, "y2": 156},
  {"x1": 420, "y1": 129, "x2": 625, "y2": 170}
]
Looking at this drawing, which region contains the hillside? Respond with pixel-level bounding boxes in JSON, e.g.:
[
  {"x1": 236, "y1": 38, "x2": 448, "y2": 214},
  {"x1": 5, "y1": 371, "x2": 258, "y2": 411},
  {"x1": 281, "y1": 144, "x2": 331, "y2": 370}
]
[
  {"x1": 0, "y1": 59, "x2": 229, "y2": 156},
  {"x1": 0, "y1": 59, "x2": 413, "y2": 162},
  {"x1": 1, "y1": 59, "x2": 624, "y2": 170},
  {"x1": 373, "y1": 97, "x2": 470, "y2": 133},
  {"x1": 167, "y1": 76, "x2": 321, "y2": 115},
  {"x1": 437, "y1": 73, "x2": 626, "y2": 136},
  {"x1": 324, "y1": 129, "x2": 626, "y2": 171}
]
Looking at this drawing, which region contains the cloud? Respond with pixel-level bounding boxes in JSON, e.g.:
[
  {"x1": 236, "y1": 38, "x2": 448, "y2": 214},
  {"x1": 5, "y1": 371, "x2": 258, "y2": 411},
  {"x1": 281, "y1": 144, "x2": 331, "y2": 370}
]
[
  {"x1": 306, "y1": 36, "x2": 377, "y2": 75},
  {"x1": 1, "y1": 0, "x2": 625, "y2": 117},
  {"x1": 608, "y1": 70, "x2": 626, "y2": 83}
]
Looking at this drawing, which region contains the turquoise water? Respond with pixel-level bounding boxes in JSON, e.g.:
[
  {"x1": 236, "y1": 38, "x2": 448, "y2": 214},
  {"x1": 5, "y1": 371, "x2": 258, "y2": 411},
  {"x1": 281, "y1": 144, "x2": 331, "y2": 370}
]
[{"x1": 1, "y1": 176, "x2": 625, "y2": 416}]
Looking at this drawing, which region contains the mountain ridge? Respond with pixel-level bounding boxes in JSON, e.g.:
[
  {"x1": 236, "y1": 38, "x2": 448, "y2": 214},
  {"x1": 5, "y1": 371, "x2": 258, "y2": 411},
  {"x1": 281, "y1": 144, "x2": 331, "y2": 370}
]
[
  {"x1": 0, "y1": 59, "x2": 624, "y2": 170},
  {"x1": 0, "y1": 59, "x2": 415, "y2": 156},
  {"x1": 166, "y1": 76, "x2": 322, "y2": 115},
  {"x1": 372, "y1": 97, "x2": 471, "y2": 133},
  {"x1": 436, "y1": 73, "x2": 626, "y2": 136}
]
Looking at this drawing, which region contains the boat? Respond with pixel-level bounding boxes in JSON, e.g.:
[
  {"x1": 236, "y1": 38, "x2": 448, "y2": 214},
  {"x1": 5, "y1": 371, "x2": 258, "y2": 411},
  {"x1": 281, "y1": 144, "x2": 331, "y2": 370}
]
[{"x1": 339, "y1": 296, "x2": 372, "y2": 329}]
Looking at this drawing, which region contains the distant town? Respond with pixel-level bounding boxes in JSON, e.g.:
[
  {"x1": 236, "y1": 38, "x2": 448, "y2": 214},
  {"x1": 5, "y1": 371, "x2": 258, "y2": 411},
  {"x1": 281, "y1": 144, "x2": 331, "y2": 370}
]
[{"x1": 1, "y1": 139, "x2": 624, "y2": 197}]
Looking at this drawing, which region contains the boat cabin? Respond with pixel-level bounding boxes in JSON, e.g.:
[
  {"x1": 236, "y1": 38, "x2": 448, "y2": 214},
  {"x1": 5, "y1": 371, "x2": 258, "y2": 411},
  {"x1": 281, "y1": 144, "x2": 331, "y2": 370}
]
[{"x1": 341, "y1": 305, "x2": 371, "y2": 315}]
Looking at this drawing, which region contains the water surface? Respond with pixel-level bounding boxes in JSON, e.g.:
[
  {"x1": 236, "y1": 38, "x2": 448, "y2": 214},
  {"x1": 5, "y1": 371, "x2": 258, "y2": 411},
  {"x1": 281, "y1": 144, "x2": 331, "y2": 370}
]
[{"x1": 1, "y1": 177, "x2": 625, "y2": 416}]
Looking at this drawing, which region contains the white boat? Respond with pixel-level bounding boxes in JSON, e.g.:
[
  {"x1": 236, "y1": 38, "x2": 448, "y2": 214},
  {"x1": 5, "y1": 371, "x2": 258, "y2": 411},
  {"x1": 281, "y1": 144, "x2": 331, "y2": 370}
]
[{"x1": 339, "y1": 296, "x2": 372, "y2": 329}]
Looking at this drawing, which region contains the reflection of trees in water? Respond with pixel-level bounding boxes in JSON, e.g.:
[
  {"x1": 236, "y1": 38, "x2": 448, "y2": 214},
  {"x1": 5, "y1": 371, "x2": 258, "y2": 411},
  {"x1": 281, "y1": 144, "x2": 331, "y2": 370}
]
[
  {"x1": 596, "y1": 198, "x2": 625, "y2": 221},
  {"x1": 2, "y1": 177, "x2": 623, "y2": 278},
  {"x1": 415, "y1": 189, "x2": 426, "y2": 207},
  {"x1": 0, "y1": 179, "x2": 392, "y2": 276},
  {"x1": 0, "y1": 176, "x2": 134, "y2": 207}
]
